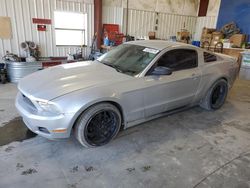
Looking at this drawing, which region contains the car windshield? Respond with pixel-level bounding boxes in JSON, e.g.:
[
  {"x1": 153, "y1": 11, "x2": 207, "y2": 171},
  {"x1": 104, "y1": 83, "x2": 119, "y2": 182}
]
[{"x1": 97, "y1": 44, "x2": 160, "y2": 76}]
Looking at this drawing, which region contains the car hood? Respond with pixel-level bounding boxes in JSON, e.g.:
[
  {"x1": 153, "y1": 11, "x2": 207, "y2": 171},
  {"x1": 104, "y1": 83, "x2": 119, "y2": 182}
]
[{"x1": 18, "y1": 61, "x2": 132, "y2": 100}]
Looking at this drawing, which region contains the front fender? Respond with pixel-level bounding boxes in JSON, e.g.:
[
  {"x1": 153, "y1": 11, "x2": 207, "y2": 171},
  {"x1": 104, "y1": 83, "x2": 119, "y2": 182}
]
[{"x1": 52, "y1": 87, "x2": 126, "y2": 131}]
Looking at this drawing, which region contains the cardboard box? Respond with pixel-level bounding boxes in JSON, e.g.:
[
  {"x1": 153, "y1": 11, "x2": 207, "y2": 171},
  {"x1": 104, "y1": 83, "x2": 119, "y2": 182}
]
[
  {"x1": 201, "y1": 33, "x2": 212, "y2": 41},
  {"x1": 201, "y1": 38, "x2": 210, "y2": 42},
  {"x1": 177, "y1": 31, "x2": 190, "y2": 41},
  {"x1": 200, "y1": 41, "x2": 210, "y2": 48},
  {"x1": 229, "y1": 34, "x2": 247, "y2": 48},
  {"x1": 202, "y1": 27, "x2": 216, "y2": 34},
  {"x1": 210, "y1": 39, "x2": 222, "y2": 47},
  {"x1": 212, "y1": 32, "x2": 223, "y2": 40},
  {"x1": 213, "y1": 36, "x2": 222, "y2": 40},
  {"x1": 202, "y1": 33, "x2": 212, "y2": 38},
  {"x1": 212, "y1": 31, "x2": 222, "y2": 35},
  {"x1": 201, "y1": 39, "x2": 211, "y2": 44},
  {"x1": 201, "y1": 33, "x2": 212, "y2": 47},
  {"x1": 183, "y1": 31, "x2": 189, "y2": 36},
  {"x1": 176, "y1": 31, "x2": 190, "y2": 43},
  {"x1": 148, "y1": 31, "x2": 156, "y2": 40}
]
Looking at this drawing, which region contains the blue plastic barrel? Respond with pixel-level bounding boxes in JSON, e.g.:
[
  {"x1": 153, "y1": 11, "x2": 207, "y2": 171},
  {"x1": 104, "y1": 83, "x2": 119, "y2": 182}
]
[{"x1": 192, "y1": 41, "x2": 200, "y2": 47}]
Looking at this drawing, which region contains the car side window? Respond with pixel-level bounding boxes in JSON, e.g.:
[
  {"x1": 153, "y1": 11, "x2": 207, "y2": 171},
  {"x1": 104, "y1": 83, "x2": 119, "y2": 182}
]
[
  {"x1": 204, "y1": 52, "x2": 217, "y2": 62},
  {"x1": 156, "y1": 49, "x2": 198, "y2": 71}
]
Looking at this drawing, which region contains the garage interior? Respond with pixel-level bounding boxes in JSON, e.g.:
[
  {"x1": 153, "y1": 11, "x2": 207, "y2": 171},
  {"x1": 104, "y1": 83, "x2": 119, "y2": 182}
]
[{"x1": 0, "y1": 0, "x2": 250, "y2": 187}]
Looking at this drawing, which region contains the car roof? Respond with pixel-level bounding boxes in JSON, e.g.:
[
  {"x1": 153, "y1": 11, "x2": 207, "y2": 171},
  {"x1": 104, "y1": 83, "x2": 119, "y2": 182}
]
[{"x1": 125, "y1": 40, "x2": 197, "y2": 50}]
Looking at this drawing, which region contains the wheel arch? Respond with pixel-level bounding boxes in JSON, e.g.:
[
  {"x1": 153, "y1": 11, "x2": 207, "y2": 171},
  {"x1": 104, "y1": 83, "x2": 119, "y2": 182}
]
[
  {"x1": 208, "y1": 76, "x2": 228, "y2": 91},
  {"x1": 220, "y1": 76, "x2": 228, "y2": 82},
  {"x1": 70, "y1": 99, "x2": 125, "y2": 133},
  {"x1": 200, "y1": 76, "x2": 228, "y2": 104}
]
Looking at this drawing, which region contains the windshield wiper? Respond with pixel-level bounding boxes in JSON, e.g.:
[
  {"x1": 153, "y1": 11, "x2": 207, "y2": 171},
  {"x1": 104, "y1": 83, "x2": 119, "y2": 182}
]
[{"x1": 103, "y1": 62, "x2": 123, "y2": 73}]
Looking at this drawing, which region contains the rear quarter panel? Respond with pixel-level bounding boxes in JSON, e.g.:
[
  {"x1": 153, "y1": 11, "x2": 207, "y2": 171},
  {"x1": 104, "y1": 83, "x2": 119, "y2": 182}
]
[{"x1": 195, "y1": 51, "x2": 239, "y2": 103}]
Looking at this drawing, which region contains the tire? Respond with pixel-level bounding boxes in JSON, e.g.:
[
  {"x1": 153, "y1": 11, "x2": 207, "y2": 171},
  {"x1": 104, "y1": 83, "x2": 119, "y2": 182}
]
[
  {"x1": 74, "y1": 103, "x2": 122, "y2": 147},
  {"x1": 200, "y1": 79, "x2": 228, "y2": 110}
]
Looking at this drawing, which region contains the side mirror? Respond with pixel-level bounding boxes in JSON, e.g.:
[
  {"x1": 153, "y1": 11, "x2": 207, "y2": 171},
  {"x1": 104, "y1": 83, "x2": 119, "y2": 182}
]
[{"x1": 151, "y1": 66, "x2": 172, "y2": 76}]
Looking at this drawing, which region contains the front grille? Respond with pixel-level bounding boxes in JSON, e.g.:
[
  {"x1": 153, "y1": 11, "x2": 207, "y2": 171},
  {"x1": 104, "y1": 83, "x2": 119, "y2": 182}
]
[{"x1": 21, "y1": 93, "x2": 37, "y2": 110}]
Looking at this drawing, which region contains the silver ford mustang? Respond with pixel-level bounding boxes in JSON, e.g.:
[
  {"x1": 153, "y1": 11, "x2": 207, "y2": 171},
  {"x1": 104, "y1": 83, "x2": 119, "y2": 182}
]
[{"x1": 16, "y1": 40, "x2": 239, "y2": 147}]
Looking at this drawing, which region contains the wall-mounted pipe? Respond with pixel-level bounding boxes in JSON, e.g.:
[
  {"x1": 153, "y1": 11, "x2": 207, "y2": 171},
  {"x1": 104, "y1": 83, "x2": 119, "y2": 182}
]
[{"x1": 94, "y1": 0, "x2": 102, "y2": 49}]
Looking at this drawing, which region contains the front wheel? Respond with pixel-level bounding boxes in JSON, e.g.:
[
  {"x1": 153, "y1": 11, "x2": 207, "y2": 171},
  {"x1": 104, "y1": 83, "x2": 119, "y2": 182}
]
[
  {"x1": 200, "y1": 79, "x2": 228, "y2": 110},
  {"x1": 74, "y1": 103, "x2": 122, "y2": 147}
]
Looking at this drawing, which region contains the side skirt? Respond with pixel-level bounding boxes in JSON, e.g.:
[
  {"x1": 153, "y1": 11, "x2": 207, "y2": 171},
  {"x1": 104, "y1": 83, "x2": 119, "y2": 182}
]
[{"x1": 125, "y1": 105, "x2": 194, "y2": 129}]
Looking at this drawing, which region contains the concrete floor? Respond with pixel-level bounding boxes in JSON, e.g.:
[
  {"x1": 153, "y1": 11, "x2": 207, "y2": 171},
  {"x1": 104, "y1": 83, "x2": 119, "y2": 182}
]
[{"x1": 0, "y1": 79, "x2": 250, "y2": 188}]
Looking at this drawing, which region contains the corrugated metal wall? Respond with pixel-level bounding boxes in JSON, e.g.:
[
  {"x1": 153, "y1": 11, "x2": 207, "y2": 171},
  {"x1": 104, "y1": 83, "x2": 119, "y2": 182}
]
[
  {"x1": 157, "y1": 13, "x2": 197, "y2": 40},
  {"x1": 102, "y1": 6, "x2": 123, "y2": 32},
  {"x1": 194, "y1": 16, "x2": 218, "y2": 41},
  {"x1": 103, "y1": 7, "x2": 198, "y2": 40},
  {"x1": 121, "y1": 9, "x2": 197, "y2": 40},
  {"x1": 0, "y1": 0, "x2": 94, "y2": 59},
  {"x1": 103, "y1": 6, "x2": 219, "y2": 42},
  {"x1": 126, "y1": 9, "x2": 156, "y2": 38},
  {"x1": 103, "y1": 8, "x2": 170, "y2": 39}
]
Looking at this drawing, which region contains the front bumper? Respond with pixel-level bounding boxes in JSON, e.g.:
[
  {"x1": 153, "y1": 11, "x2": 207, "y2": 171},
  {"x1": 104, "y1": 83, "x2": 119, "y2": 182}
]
[{"x1": 15, "y1": 92, "x2": 74, "y2": 139}]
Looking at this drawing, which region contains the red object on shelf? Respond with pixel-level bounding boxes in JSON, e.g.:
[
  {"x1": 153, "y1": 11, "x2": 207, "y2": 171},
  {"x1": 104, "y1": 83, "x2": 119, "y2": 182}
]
[
  {"x1": 42, "y1": 61, "x2": 62, "y2": 68},
  {"x1": 115, "y1": 33, "x2": 124, "y2": 45},
  {"x1": 103, "y1": 24, "x2": 124, "y2": 46},
  {"x1": 103, "y1": 24, "x2": 119, "y2": 33},
  {"x1": 42, "y1": 60, "x2": 77, "y2": 68},
  {"x1": 32, "y1": 18, "x2": 52, "y2": 24},
  {"x1": 37, "y1": 25, "x2": 46, "y2": 31},
  {"x1": 49, "y1": 57, "x2": 67, "y2": 61},
  {"x1": 103, "y1": 24, "x2": 119, "y2": 41}
]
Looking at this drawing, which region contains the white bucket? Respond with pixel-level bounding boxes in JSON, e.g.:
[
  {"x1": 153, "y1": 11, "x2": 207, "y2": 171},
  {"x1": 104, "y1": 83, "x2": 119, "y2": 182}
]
[{"x1": 241, "y1": 51, "x2": 250, "y2": 68}]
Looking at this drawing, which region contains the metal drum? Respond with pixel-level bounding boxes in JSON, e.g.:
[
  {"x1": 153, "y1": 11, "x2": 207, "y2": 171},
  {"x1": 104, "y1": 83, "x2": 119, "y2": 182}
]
[{"x1": 6, "y1": 61, "x2": 42, "y2": 83}]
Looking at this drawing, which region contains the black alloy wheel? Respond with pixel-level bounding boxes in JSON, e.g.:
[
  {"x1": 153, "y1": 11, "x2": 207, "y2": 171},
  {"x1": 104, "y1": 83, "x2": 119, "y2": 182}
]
[
  {"x1": 84, "y1": 110, "x2": 120, "y2": 146},
  {"x1": 210, "y1": 81, "x2": 228, "y2": 109},
  {"x1": 200, "y1": 79, "x2": 228, "y2": 110}
]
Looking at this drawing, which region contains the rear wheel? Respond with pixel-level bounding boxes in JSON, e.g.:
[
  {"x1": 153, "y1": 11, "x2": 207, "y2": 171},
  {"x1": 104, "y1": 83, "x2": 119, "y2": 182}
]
[
  {"x1": 200, "y1": 79, "x2": 228, "y2": 110},
  {"x1": 74, "y1": 103, "x2": 121, "y2": 147}
]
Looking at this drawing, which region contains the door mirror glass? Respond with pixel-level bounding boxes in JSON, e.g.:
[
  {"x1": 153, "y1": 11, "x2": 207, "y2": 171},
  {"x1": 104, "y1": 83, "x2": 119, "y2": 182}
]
[{"x1": 151, "y1": 66, "x2": 172, "y2": 75}]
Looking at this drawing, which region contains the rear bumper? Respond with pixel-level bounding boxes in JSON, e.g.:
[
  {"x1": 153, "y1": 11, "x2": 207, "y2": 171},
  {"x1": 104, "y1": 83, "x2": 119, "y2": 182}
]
[{"x1": 15, "y1": 92, "x2": 74, "y2": 139}]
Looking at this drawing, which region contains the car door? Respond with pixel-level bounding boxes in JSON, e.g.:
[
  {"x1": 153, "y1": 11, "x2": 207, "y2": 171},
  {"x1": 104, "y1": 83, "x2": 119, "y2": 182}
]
[{"x1": 143, "y1": 48, "x2": 202, "y2": 117}]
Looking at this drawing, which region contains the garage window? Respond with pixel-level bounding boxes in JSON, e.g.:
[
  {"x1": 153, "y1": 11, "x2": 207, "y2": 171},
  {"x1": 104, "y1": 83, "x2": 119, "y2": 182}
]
[
  {"x1": 54, "y1": 11, "x2": 87, "y2": 46},
  {"x1": 157, "y1": 49, "x2": 198, "y2": 71}
]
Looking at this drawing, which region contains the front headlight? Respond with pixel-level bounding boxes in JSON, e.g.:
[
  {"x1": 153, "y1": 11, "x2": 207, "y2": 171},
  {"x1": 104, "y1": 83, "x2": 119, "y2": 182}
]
[{"x1": 37, "y1": 101, "x2": 61, "y2": 114}]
